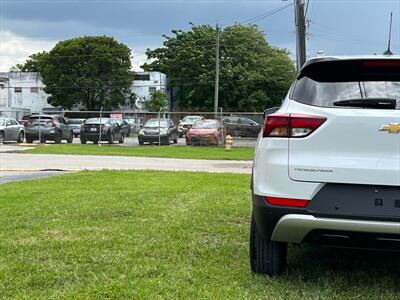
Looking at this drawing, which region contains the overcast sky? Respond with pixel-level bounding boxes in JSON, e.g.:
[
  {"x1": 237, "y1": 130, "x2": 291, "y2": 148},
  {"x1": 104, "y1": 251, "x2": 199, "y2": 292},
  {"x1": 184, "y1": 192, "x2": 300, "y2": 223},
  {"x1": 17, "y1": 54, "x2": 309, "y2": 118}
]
[{"x1": 1, "y1": 0, "x2": 399, "y2": 72}]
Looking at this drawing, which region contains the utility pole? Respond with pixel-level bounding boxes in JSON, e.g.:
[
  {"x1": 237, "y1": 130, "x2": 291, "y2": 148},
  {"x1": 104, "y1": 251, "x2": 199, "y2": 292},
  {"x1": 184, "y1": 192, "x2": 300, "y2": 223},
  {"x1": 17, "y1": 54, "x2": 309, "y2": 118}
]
[
  {"x1": 214, "y1": 23, "x2": 220, "y2": 118},
  {"x1": 294, "y1": 0, "x2": 307, "y2": 71}
]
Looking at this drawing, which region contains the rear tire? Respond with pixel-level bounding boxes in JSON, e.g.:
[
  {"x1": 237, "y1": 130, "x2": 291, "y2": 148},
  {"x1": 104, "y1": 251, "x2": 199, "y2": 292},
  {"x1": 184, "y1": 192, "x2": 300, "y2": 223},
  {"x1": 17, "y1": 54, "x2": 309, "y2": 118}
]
[
  {"x1": 17, "y1": 131, "x2": 24, "y2": 143},
  {"x1": 80, "y1": 137, "x2": 87, "y2": 144},
  {"x1": 0, "y1": 132, "x2": 4, "y2": 144},
  {"x1": 54, "y1": 132, "x2": 62, "y2": 144},
  {"x1": 119, "y1": 134, "x2": 124, "y2": 144},
  {"x1": 138, "y1": 139, "x2": 144, "y2": 145},
  {"x1": 67, "y1": 131, "x2": 73, "y2": 143},
  {"x1": 250, "y1": 213, "x2": 287, "y2": 276},
  {"x1": 108, "y1": 132, "x2": 114, "y2": 144}
]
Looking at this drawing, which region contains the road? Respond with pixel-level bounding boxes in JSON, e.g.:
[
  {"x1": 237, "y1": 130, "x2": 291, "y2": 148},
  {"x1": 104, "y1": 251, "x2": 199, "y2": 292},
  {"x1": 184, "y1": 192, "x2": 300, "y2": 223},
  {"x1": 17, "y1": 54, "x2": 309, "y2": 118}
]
[{"x1": 0, "y1": 170, "x2": 66, "y2": 184}]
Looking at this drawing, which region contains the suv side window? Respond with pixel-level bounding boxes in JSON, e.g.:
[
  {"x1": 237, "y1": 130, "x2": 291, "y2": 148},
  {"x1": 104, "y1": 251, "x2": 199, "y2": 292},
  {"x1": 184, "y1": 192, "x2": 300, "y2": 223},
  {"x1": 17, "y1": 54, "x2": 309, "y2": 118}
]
[{"x1": 6, "y1": 119, "x2": 12, "y2": 126}]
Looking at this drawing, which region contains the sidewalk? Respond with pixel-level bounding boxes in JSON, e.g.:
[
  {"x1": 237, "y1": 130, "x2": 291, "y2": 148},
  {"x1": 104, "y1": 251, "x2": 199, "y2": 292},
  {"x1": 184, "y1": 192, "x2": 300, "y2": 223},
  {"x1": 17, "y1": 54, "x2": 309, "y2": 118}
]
[{"x1": 0, "y1": 153, "x2": 252, "y2": 174}]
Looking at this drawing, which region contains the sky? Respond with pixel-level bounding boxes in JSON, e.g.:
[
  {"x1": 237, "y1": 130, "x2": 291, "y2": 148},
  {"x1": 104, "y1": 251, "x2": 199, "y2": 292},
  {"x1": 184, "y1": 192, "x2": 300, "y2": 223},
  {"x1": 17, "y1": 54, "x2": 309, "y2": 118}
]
[{"x1": 0, "y1": 0, "x2": 399, "y2": 72}]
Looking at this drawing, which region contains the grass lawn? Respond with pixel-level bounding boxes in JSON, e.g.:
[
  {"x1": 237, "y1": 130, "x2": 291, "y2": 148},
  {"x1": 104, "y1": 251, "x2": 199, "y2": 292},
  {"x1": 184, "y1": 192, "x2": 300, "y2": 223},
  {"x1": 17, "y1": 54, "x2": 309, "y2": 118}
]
[
  {"x1": 1, "y1": 171, "x2": 400, "y2": 299},
  {"x1": 23, "y1": 144, "x2": 254, "y2": 161}
]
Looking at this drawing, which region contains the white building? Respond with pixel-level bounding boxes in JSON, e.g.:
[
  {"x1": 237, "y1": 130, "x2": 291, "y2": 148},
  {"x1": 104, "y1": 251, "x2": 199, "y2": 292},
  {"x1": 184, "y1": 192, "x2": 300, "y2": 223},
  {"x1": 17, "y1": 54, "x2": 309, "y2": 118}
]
[
  {"x1": 0, "y1": 71, "x2": 167, "y2": 117},
  {"x1": 0, "y1": 72, "x2": 53, "y2": 119},
  {"x1": 130, "y1": 71, "x2": 167, "y2": 110}
]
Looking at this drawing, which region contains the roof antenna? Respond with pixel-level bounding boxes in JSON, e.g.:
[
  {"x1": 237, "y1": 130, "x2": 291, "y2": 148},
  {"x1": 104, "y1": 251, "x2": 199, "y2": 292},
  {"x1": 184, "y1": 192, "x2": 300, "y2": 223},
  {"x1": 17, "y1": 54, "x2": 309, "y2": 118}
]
[{"x1": 383, "y1": 12, "x2": 393, "y2": 55}]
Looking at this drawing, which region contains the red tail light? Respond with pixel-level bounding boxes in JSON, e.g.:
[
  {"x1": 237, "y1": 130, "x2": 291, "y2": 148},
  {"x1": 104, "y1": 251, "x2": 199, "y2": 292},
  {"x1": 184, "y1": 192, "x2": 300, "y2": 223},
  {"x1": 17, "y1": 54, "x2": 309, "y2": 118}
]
[
  {"x1": 264, "y1": 196, "x2": 309, "y2": 208},
  {"x1": 263, "y1": 113, "x2": 326, "y2": 138},
  {"x1": 46, "y1": 120, "x2": 56, "y2": 127}
]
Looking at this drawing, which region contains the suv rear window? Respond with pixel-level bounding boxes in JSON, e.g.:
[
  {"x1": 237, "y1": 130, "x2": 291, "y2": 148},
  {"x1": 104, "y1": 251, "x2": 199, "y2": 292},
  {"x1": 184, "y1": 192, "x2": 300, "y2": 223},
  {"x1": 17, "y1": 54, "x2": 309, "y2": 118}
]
[
  {"x1": 292, "y1": 59, "x2": 400, "y2": 109},
  {"x1": 29, "y1": 116, "x2": 53, "y2": 120}
]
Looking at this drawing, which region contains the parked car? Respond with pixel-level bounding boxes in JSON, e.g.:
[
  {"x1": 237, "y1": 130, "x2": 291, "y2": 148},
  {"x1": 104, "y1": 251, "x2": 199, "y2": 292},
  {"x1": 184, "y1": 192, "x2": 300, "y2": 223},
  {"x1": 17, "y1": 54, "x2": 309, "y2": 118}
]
[
  {"x1": 25, "y1": 115, "x2": 73, "y2": 144},
  {"x1": 251, "y1": 55, "x2": 400, "y2": 276},
  {"x1": 138, "y1": 118, "x2": 178, "y2": 145},
  {"x1": 116, "y1": 119, "x2": 131, "y2": 137},
  {"x1": 80, "y1": 118, "x2": 124, "y2": 144},
  {"x1": 67, "y1": 118, "x2": 85, "y2": 137},
  {"x1": 222, "y1": 116, "x2": 261, "y2": 138},
  {"x1": 186, "y1": 119, "x2": 225, "y2": 146},
  {"x1": 178, "y1": 115, "x2": 204, "y2": 137},
  {"x1": 0, "y1": 117, "x2": 25, "y2": 143}
]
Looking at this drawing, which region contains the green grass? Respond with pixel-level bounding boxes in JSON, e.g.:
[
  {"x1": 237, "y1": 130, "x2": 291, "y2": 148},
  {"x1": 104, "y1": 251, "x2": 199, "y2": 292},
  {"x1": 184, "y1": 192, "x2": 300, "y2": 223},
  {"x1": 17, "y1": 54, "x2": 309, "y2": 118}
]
[
  {"x1": 23, "y1": 144, "x2": 254, "y2": 161},
  {"x1": 1, "y1": 171, "x2": 400, "y2": 299}
]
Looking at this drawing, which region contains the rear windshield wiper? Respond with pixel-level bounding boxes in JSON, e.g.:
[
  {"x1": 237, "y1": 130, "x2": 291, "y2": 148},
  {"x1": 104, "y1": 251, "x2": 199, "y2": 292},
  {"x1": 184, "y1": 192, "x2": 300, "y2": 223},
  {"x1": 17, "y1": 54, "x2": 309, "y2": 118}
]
[{"x1": 333, "y1": 98, "x2": 397, "y2": 109}]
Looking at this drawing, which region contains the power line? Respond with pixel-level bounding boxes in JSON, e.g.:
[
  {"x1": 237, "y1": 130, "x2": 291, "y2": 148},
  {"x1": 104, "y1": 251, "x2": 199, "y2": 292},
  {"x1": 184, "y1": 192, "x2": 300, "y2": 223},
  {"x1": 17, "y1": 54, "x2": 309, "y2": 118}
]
[{"x1": 242, "y1": 2, "x2": 294, "y2": 25}]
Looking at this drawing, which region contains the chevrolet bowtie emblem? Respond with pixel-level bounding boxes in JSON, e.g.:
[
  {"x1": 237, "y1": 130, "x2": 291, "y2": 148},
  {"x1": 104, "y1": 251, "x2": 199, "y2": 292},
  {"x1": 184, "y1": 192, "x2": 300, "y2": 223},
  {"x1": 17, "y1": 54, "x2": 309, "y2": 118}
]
[{"x1": 380, "y1": 123, "x2": 400, "y2": 134}]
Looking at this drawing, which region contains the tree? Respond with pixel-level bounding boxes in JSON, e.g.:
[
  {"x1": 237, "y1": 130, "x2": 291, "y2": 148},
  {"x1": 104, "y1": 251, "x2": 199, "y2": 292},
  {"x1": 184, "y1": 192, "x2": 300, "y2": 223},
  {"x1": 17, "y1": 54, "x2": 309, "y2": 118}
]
[
  {"x1": 143, "y1": 90, "x2": 168, "y2": 111},
  {"x1": 16, "y1": 36, "x2": 134, "y2": 110},
  {"x1": 143, "y1": 24, "x2": 296, "y2": 112}
]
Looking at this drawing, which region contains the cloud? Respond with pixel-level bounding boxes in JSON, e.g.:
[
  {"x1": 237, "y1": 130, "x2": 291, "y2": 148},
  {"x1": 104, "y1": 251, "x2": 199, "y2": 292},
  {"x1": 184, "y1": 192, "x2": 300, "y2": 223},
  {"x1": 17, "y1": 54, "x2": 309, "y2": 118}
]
[{"x1": 0, "y1": 30, "x2": 56, "y2": 72}]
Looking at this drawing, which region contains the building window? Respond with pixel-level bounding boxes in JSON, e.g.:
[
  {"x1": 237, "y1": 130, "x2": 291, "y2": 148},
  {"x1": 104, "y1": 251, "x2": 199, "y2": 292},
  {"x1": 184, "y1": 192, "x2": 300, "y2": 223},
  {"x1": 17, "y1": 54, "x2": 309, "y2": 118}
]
[
  {"x1": 14, "y1": 87, "x2": 22, "y2": 93},
  {"x1": 134, "y1": 74, "x2": 150, "y2": 81},
  {"x1": 31, "y1": 87, "x2": 39, "y2": 93},
  {"x1": 149, "y1": 86, "x2": 157, "y2": 94}
]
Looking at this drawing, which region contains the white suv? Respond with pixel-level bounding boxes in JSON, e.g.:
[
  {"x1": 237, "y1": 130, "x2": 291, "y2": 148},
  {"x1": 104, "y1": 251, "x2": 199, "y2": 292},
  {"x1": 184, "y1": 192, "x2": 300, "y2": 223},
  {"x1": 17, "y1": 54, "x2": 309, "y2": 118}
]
[{"x1": 251, "y1": 56, "x2": 400, "y2": 275}]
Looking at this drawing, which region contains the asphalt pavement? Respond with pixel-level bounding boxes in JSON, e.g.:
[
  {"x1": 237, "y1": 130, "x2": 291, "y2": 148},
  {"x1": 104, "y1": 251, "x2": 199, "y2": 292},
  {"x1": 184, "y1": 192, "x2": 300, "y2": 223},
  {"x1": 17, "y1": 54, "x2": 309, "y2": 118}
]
[{"x1": 0, "y1": 171, "x2": 66, "y2": 184}]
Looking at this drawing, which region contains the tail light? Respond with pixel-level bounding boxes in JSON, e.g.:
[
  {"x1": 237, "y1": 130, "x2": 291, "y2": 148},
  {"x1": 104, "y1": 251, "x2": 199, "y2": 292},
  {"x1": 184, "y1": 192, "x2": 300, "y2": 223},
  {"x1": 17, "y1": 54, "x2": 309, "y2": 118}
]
[
  {"x1": 263, "y1": 113, "x2": 326, "y2": 138},
  {"x1": 46, "y1": 120, "x2": 56, "y2": 127},
  {"x1": 264, "y1": 196, "x2": 309, "y2": 208}
]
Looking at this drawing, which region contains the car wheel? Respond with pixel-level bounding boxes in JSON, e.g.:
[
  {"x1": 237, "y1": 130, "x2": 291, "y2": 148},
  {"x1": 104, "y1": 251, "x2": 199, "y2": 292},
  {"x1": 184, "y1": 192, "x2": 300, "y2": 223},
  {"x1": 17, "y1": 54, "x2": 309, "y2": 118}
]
[
  {"x1": 80, "y1": 137, "x2": 87, "y2": 144},
  {"x1": 67, "y1": 131, "x2": 73, "y2": 143},
  {"x1": 26, "y1": 136, "x2": 33, "y2": 143},
  {"x1": 54, "y1": 132, "x2": 62, "y2": 144},
  {"x1": 17, "y1": 131, "x2": 24, "y2": 143},
  {"x1": 250, "y1": 213, "x2": 287, "y2": 276},
  {"x1": 119, "y1": 133, "x2": 124, "y2": 144},
  {"x1": 138, "y1": 138, "x2": 144, "y2": 145},
  {"x1": 0, "y1": 131, "x2": 4, "y2": 144},
  {"x1": 108, "y1": 132, "x2": 114, "y2": 144},
  {"x1": 93, "y1": 140, "x2": 99, "y2": 144}
]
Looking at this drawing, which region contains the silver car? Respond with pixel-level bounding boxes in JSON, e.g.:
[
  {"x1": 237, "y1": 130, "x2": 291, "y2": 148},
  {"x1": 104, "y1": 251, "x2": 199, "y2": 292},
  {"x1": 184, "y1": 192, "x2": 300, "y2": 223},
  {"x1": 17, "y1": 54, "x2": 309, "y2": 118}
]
[{"x1": 0, "y1": 117, "x2": 25, "y2": 143}]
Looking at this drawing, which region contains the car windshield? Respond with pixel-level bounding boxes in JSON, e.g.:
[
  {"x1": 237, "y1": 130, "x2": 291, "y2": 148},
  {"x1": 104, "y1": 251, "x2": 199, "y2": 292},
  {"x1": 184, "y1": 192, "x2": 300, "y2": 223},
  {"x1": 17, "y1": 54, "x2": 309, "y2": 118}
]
[
  {"x1": 145, "y1": 119, "x2": 169, "y2": 128},
  {"x1": 85, "y1": 118, "x2": 110, "y2": 124},
  {"x1": 29, "y1": 116, "x2": 53, "y2": 120},
  {"x1": 193, "y1": 120, "x2": 220, "y2": 129},
  {"x1": 68, "y1": 119, "x2": 82, "y2": 124},
  {"x1": 292, "y1": 60, "x2": 400, "y2": 109},
  {"x1": 124, "y1": 119, "x2": 135, "y2": 124},
  {"x1": 0, "y1": 119, "x2": 5, "y2": 126},
  {"x1": 183, "y1": 116, "x2": 200, "y2": 123}
]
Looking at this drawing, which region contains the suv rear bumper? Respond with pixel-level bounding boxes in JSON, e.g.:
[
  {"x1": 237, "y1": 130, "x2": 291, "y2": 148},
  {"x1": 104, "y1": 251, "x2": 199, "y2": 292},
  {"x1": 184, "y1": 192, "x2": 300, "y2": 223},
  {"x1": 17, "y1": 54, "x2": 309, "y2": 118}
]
[{"x1": 253, "y1": 183, "x2": 400, "y2": 248}]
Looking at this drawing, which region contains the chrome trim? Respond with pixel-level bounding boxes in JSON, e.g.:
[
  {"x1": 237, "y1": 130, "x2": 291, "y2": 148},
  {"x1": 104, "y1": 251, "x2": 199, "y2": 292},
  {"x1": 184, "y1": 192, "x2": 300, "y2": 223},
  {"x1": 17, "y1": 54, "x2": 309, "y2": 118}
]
[{"x1": 271, "y1": 214, "x2": 400, "y2": 243}]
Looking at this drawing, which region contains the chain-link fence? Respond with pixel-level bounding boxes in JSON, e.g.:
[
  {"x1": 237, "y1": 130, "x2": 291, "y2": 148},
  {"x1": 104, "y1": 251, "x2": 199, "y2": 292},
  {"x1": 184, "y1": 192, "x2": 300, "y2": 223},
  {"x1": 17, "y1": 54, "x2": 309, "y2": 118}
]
[{"x1": 0, "y1": 109, "x2": 264, "y2": 141}]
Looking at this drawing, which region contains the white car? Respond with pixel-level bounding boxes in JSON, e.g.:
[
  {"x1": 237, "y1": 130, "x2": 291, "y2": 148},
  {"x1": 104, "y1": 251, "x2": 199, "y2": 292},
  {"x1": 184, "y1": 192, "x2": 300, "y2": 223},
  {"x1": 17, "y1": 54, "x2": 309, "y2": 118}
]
[{"x1": 251, "y1": 56, "x2": 400, "y2": 275}]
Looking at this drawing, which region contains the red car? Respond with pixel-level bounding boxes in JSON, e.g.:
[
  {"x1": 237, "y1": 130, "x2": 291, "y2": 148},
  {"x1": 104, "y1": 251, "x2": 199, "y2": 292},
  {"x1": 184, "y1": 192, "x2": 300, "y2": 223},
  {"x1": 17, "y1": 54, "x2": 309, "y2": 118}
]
[{"x1": 186, "y1": 119, "x2": 225, "y2": 146}]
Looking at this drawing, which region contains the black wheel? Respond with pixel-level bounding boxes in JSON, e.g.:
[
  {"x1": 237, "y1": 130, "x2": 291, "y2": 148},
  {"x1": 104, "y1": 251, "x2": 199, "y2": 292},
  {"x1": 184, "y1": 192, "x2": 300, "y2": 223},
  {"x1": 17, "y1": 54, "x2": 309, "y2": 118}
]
[
  {"x1": 93, "y1": 140, "x2": 99, "y2": 144},
  {"x1": 119, "y1": 133, "x2": 124, "y2": 144},
  {"x1": 26, "y1": 136, "x2": 33, "y2": 144},
  {"x1": 80, "y1": 137, "x2": 87, "y2": 144},
  {"x1": 67, "y1": 131, "x2": 73, "y2": 143},
  {"x1": 0, "y1": 131, "x2": 4, "y2": 144},
  {"x1": 138, "y1": 139, "x2": 144, "y2": 145},
  {"x1": 54, "y1": 132, "x2": 62, "y2": 144},
  {"x1": 17, "y1": 131, "x2": 24, "y2": 143},
  {"x1": 250, "y1": 213, "x2": 287, "y2": 276},
  {"x1": 108, "y1": 132, "x2": 114, "y2": 144}
]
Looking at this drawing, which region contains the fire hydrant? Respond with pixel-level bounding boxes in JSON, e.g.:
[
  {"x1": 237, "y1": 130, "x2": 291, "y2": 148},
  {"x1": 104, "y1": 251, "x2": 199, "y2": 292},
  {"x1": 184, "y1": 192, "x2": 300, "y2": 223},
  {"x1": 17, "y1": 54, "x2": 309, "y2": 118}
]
[{"x1": 225, "y1": 135, "x2": 233, "y2": 151}]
